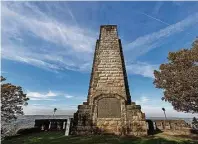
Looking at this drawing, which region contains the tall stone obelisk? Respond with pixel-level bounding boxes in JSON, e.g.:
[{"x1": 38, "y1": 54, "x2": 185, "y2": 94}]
[
  {"x1": 87, "y1": 25, "x2": 131, "y2": 105},
  {"x1": 72, "y1": 25, "x2": 147, "y2": 136}
]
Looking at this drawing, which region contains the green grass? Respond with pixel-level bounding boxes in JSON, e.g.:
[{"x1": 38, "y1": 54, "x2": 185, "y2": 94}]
[{"x1": 2, "y1": 131, "x2": 198, "y2": 144}]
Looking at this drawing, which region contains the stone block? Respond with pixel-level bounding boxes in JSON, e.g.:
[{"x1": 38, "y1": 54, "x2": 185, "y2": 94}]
[
  {"x1": 135, "y1": 105, "x2": 141, "y2": 109},
  {"x1": 83, "y1": 102, "x2": 88, "y2": 105}
]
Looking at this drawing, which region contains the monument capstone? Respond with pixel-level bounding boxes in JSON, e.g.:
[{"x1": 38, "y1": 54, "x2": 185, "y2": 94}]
[{"x1": 72, "y1": 25, "x2": 148, "y2": 136}]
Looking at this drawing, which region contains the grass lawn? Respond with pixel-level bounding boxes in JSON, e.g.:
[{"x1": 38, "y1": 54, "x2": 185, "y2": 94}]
[{"x1": 2, "y1": 131, "x2": 198, "y2": 144}]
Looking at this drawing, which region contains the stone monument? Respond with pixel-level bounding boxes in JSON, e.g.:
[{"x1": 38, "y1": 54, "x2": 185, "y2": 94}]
[{"x1": 72, "y1": 25, "x2": 147, "y2": 136}]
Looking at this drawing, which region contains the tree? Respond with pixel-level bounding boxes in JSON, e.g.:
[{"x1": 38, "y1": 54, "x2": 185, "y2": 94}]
[
  {"x1": 1, "y1": 76, "x2": 29, "y2": 137},
  {"x1": 1, "y1": 76, "x2": 29, "y2": 122},
  {"x1": 192, "y1": 117, "x2": 198, "y2": 130},
  {"x1": 153, "y1": 39, "x2": 198, "y2": 113}
]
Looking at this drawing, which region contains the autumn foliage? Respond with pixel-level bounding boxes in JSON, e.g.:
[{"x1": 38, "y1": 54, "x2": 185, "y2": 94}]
[
  {"x1": 153, "y1": 39, "x2": 198, "y2": 113},
  {"x1": 1, "y1": 76, "x2": 29, "y2": 122}
]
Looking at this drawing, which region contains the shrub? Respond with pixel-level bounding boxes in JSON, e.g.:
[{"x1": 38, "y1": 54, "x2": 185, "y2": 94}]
[
  {"x1": 17, "y1": 127, "x2": 40, "y2": 135},
  {"x1": 190, "y1": 129, "x2": 198, "y2": 134},
  {"x1": 1, "y1": 122, "x2": 19, "y2": 139}
]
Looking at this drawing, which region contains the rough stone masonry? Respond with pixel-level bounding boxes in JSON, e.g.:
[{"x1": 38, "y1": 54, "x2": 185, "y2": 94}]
[{"x1": 71, "y1": 25, "x2": 147, "y2": 136}]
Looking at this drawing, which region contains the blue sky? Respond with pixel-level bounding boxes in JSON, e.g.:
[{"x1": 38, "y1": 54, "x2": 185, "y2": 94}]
[{"x1": 1, "y1": 1, "x2": 198, "y2": 118}]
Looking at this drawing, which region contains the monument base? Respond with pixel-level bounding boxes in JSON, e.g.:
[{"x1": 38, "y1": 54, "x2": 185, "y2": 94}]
[{"x1": 71, "y1": 101, "x2": 148, "y2": 136}]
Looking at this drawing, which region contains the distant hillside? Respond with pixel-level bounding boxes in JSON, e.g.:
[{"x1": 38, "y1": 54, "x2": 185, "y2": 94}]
[
  {"x1": 10, "y1": 115, "x2": 193, "y2": 130},
  {"x1": 10, "y1": 115, "x2": 72, "y2": 131},
  {"x1": 146, "y1": 117, "x2": 193, "y2": 125}
]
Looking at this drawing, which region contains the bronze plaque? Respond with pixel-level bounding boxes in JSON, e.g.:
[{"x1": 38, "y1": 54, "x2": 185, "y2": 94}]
[{"x1": 97, "y1": 97, "x2": 121, "y2": 118}]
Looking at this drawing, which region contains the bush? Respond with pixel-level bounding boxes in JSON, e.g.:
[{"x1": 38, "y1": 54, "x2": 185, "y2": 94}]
[
  {"x1": 1, "y1": 122, "x2": 19, "y2": 139},
  {"x1": 17, "y1": 127, "x2": 40, "y2": 135},
  {"x1": 190, "y1": 129, "x2": 198, "y2": 134}
]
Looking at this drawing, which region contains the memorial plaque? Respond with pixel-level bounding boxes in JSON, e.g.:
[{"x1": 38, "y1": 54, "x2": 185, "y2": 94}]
[{"x1": 97, "y1": 97, "x2": 121, "y2": 118}]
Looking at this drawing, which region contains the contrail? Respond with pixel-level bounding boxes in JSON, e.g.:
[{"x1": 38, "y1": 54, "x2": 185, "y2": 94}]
[
  {"x1": 137, "y1": 11, "x2": 194, "y2": 36},
  {"x1": 139, "y1": 12, "x2": 170, "y2": 26}
]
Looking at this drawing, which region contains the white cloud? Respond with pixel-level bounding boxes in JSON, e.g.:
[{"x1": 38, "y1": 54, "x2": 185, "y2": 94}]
[
  {"x1": 32, "y1": 104, "x2": 42, "y2": 106},
  {"x1": 26, "y1": 89, "x2": 79, "y2": 101},
  {"x1": 1, "y1": 2, "x2": 95, "y2": 72},
  {"x1": 45, "y1": 91, "x2": 58, "y2": 97},
  {"x1": 135, "y1": 95, "x2": 197, "y2": 118},
  {"x1": 30, "y1": 98, "x2": 56, "y2": 101},
  {"x1": 142, "y1": 105, "x2": 197, "y2": 118},
  {"x1": 141, "y1": 96, "x2": 149, "y2": 103},
  {"x1": 135, "y1": 96, "x2": 149, "y2": 105},
  {"x1": 23, "y1": 94, "x2": 86, "y2": 115},
  {"x1": 126, "y1": 61, "x2": 158, "y2": 78},
  {"x1": 23, "y1": 104, "x2": 76, "y2": 115},
  {"x1": 125, "y1": 12, "x2": 198, "y2": 59},
  {"x1": 26, "y1": 90, "x2": 76, "y2": 101},
  {"x1": 2, "y1": 2, "x2": 96, "y2": 53},
  {"x1": 27, "y1": 91, "x2": 58, "y2": 98},
  {"x1": 2, "y1": 2, "x2": 196, "y2": 80},
  {"x1": 65, "y1": 95, "x2": 74, "y2": 99}
]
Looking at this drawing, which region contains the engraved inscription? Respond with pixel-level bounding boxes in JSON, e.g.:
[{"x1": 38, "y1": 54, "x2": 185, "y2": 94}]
[{"x1": 97, "y1": 97, "x2": 121, "y2": 118}]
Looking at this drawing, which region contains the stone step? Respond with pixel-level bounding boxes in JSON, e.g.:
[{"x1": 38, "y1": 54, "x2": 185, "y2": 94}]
[
  {"x1": 78, "y1": 105, "x2": 91, "y2": 109},
  {"x1": 83, "y1": 102, "x2": 88, "y2": 105}
]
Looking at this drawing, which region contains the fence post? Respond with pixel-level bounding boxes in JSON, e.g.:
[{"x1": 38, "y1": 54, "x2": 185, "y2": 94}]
[{"x1": 65, "y1": 118, "x2": 71, "y2": 136}]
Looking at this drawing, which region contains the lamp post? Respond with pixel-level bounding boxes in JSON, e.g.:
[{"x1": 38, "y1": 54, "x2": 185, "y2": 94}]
[
  {"x1": 162, "y1": 107, "x2": 167, "y2": 129},
  {"x1": 53, "y1": 108, "x2": 57, "y2": 118}
]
